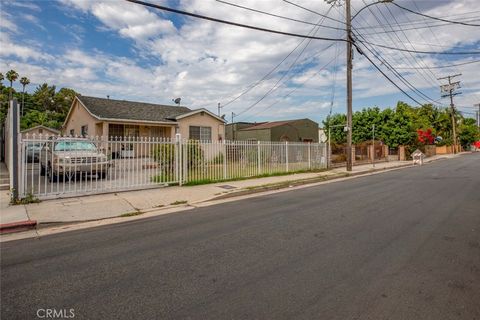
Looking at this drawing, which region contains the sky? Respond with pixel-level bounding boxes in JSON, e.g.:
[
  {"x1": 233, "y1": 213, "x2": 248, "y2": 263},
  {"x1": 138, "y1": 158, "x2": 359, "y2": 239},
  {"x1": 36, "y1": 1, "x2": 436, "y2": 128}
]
[{"x1": 1, "y1": 0, "x2": 479, "y2": 125}]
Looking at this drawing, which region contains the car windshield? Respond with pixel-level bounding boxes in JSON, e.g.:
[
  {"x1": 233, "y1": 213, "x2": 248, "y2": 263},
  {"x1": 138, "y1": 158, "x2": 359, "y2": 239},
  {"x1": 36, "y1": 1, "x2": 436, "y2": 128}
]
[
  {"x1": 27, "y1": 143, "x2": 43, "y2": 150},
  {"x1": 54, "y1": 141, "x2": 97, "y2": 151}
]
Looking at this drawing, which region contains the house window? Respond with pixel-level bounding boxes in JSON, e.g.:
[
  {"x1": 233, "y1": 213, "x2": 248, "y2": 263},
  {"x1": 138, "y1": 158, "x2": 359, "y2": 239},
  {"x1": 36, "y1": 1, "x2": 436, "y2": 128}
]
[
  {"x1": 109, "y1": 124, "x2": 140, "y2": 139},
  {"x1": 81, "y1": 125, "x2": 88, "y2": 136},
  {"x1": 125, "y1": 125, "x2": 139, "y2": 137},
  {"x1": 109, "y1": 124, "x2": 124, "y2": 138},
  {"x1": 189, "y1": 126, "x2": 211, "y2": 141},
  {"x1": 70, "y1": 129, "x2": 74, "y2": 136},
  {"x1": 150, "y1": 126, "x2": 167, "y2": 138}
]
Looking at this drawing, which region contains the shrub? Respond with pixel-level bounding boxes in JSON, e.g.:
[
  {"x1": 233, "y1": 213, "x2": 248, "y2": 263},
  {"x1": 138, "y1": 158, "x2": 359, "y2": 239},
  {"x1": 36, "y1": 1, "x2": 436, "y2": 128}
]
[
  {"x1": 151, "y1": 143, "x2": 176, "y2": 171},
  {"x1": 210, "y1": 152, "x2": 224, "y2": 164},
  {"x1": 185, "y1": 140, "x2": 204, "y2": 168}
]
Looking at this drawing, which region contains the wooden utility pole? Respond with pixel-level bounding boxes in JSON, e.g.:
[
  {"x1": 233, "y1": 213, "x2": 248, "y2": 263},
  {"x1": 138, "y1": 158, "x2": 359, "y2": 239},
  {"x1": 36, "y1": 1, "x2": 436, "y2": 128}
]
[
  {"x1": 345, "y1": 0, "x2": 353, "y2": 171},
  {"x1": 438, "y1": 74, "x2": 461, "y2": 154}
]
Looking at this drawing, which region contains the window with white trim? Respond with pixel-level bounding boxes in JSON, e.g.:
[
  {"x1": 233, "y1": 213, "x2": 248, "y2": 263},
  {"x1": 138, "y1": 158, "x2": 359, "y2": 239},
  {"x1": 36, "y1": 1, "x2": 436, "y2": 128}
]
[{"x1": 189, "y1": 126, "x2": 211, "y2": 141}]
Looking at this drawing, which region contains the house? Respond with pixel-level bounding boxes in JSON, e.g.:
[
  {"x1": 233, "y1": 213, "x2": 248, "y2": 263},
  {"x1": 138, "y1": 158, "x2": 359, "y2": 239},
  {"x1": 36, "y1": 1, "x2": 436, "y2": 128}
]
[
  {"x1": 62, "y1": 96, "x2": 225, "y2": 141},
  {"x1": 226, "y1": 118, "x2": 319, "y2": 142},
  {"x1": 21, "y1": 125, "x2": 60, "y2": 137}
]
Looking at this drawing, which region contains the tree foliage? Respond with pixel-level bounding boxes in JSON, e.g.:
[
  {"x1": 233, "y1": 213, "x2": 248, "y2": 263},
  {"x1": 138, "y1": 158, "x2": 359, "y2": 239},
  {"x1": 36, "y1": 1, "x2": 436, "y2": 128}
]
[
  {"x1": 0, "y1": 70, "x2": 79, "y2": 130},
  {"x1": 323, "y1": 101, "x2": 479, "y2": 148}
]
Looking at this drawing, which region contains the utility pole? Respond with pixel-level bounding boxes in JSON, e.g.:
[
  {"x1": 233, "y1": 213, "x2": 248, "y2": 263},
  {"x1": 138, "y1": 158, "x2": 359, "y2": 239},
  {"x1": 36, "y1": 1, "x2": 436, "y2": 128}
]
[
  {"x1": 345, "y1": 0, "x2": 353, "y2": 171},
  {"x1": 438, "y1": 74, "x2": 461, "y2": 154},
  {"x1": 231, "y1": 112, "x2": 236, "y2": 124}
]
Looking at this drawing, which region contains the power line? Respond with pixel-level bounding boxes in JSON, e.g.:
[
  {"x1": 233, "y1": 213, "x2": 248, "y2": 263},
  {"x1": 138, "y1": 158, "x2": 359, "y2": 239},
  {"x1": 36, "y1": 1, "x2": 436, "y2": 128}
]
[
  {"x1": 393, "y1": 59, "x2": 480, "y2": 70},
  {"x1": 355, "y1": 13, "x2": 480, "y2": 30},
  {"x1": 392, "y1": 2, "x2": 480, "y2": 27},
  {"x1": 235, "y1": 41, "x2": 337, "y2": 117},
  {"x1": 350, "y1": 20, "x2": 439, "y2": 105},
  {"x1": 365, "y1": 2, "x2": 439, "y2": 91},
  {"x1": 358, "y1": 18, "x2": 480, "y2": 36},
  {"x1": 356, "y1": 39, "x2": 480, "y2": 55},
  {"x1": 340, "y1": 5, "x2": 440, "y2": 105},
  {"x1": 124, "y1": 0, "x2": 347, "y2": 42},
  {"x1": 222, "y1": 10, "x2": 335, "y2": 108},
  {"x1": 355, "y1": 37, "x2": 439, "y2": 105},
  {"x1": 355, "y1": 47, "x2": 424, "y2": 106},
  {"x1": 216, "y1": 0, "x2": 346, "y2": 32},
  {"x1": 282, "y1": 0, "x2": 345, "y2": 25},
  {"x1": 240, "y1": 49, "x2": 344, "y2": 121}
]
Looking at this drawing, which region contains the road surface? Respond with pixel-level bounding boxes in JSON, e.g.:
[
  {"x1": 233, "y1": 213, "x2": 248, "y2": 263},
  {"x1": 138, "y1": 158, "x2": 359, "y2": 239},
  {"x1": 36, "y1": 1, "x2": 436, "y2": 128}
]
[{"x1": 1, "y1": 153, "x2": 479, "y2": 319}]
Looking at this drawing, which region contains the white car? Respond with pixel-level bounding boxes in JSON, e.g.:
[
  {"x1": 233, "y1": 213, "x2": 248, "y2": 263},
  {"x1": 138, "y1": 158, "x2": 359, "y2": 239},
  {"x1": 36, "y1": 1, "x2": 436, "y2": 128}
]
[{"x1": 40, "y1": 138, "x2": 110, "y2": 182}]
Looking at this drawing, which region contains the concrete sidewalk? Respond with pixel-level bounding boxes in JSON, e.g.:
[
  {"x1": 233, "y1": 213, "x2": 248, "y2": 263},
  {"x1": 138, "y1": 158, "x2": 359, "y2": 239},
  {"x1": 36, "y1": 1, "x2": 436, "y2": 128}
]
[{"x1": 0, "y1": 154, "x2": 461, "y2": 230}]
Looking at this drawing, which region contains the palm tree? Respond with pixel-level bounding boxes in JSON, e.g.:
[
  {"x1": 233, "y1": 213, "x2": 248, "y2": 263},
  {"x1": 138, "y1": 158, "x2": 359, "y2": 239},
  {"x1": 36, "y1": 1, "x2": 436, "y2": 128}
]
[
  {"x1": 6, "y1": 69, "x2": 19, "y2": 101},
  {"x1": 20, "y1": 77, "x2": 30, "y2": 116}
]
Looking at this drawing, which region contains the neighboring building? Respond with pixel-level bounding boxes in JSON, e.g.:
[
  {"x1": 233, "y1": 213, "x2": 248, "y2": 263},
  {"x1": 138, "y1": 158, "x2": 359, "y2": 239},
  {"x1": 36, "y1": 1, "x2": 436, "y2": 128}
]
[
  {"x1": 225, "y1": 122, "x2": 263, "y2": 141},
  {"x1": 62, "y1": 96, "x2": 225, "y2": 141},
  {"x1": 227, "y1": 119, "x2": 319, "y2": 142},
  {"x1": 21, "y1": 125, "x2": 60, "y2": 136}
]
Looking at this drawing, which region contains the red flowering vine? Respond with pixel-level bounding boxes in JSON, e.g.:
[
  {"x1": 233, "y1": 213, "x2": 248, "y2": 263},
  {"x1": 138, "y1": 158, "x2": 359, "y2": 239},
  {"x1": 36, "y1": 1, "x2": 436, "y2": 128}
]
[{"x1": 417, "y1": 128, "x2": 435, "y2": 144}]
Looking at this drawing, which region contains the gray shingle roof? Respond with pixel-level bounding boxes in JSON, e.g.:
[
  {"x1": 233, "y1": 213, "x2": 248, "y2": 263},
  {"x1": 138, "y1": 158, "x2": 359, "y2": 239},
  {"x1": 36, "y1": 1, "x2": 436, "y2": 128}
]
[{"x1": 78, "y1": 96, "x2": 192, "y2": 123}]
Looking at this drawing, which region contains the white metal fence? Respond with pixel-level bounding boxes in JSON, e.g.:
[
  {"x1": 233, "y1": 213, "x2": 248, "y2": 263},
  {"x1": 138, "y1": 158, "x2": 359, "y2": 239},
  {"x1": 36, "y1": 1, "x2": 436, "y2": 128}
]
[{"x1": 19, "y1": 134, "x2": 327, "y2": 199}]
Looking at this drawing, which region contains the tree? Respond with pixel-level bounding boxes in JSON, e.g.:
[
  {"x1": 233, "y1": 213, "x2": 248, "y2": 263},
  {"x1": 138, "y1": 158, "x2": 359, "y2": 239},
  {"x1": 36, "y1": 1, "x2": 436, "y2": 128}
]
[
  {"x1": 6, "y1": 69, "x2": 19, "y2": 100},
  {"x1": 33, "y1": 83, "x2": 56, "y2": 111},
  {"x1": 323, "y1": 113, "x2": 347, "y2": 144},
  {"x1": 0, "y1": 72, "x2": 4, "y2": 88},
  {"x1": 458, "y1": 118, "x2": 480, "y2": 148},
  {"x1": 352, "y1": 107, "x2": 382, "y2": 144},
  {"x1": 54, "y1": 87, "x2": 77, "y2": 114},
  {"x1": 20, "y1": 77, "x2": 30, "y2": 116}
]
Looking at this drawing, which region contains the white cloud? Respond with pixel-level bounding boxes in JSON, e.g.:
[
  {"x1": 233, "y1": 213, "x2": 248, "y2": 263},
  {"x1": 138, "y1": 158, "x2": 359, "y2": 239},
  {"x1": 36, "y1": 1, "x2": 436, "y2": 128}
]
[
  {"x1": 9, "y1": 1, "x2": 41, "y2": 11},
  {"x1": 0, "y1": 11, "x2": 18, "y2": 33},
  {"x1": 2, "y1": 0, "x2": 479, "y2": 124},
  {"x1": 0, "y1": 32, "x2": 53, "y2": 61}
]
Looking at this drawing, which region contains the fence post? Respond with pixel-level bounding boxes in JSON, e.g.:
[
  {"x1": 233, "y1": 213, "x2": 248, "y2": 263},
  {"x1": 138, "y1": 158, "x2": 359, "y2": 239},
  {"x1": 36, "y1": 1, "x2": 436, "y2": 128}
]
[
  {"x1": 257, "y1": 141, "x2": 261, "y2": 175},
  {"x1": 175, "y1": 133, "x2": 182, "y2": 185},
  {"x1": 308, "y1": 142, "x2": 311, "y2": 170},
  {"x1": 223, "y1": 140, "x2": 227, "y2": 180},
  {"x1": 285, "y1": 141, "x2": 289, "y2": 172},
  {"x1": 10, "y1": 99, "x2": 19, "y2": 201}
]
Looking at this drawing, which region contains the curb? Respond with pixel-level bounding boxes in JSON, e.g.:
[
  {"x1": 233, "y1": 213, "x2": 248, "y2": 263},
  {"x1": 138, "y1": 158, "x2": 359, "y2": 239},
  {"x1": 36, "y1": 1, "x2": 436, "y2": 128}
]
[
  {"x1": 212, "y1": 163, "x2": 413, "y2": 201},
  {"x1": 0, "y1": 220, "x2": 37, "y2": 234}
]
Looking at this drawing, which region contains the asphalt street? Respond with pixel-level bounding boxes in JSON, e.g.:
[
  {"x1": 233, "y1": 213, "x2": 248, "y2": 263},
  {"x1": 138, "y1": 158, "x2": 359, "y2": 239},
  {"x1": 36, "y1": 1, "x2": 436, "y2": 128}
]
[{"x1": 1, "y1": 153, "x2": 479, "y2": 320}]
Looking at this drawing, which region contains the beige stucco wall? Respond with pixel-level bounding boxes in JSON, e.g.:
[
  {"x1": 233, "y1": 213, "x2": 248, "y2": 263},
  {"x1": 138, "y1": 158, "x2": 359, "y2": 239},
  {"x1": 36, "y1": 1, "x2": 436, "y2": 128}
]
[
  {"x1": 177, "y1": 112, "x2": 225, "y2": 141},
  {"x1": 21, "y1": 127, "x2": 59, "y2": 137},
  {"x1": 63, "y1": 99, "x2": 101, "y2": 137}
]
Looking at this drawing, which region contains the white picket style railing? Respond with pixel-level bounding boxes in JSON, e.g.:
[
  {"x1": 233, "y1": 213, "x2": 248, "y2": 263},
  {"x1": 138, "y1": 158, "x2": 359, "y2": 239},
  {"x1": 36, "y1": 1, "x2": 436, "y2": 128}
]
[{"x1": 19, "y1": 134, "x2": 327, "y2": 199}]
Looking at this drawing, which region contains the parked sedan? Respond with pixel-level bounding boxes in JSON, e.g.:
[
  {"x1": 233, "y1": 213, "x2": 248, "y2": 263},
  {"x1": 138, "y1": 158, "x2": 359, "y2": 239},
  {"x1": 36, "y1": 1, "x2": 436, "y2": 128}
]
[{"x1": 40, "y1": 138, "x2": 110, "y2": 182}]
